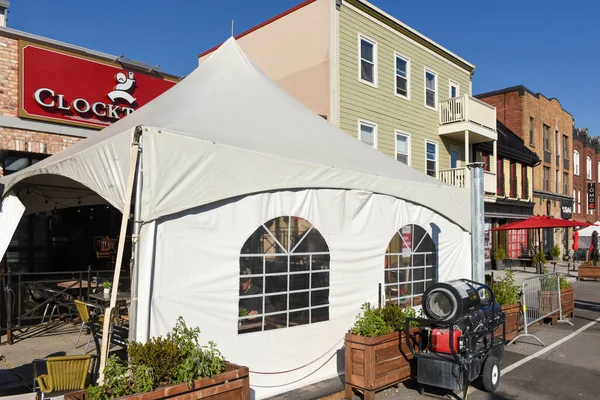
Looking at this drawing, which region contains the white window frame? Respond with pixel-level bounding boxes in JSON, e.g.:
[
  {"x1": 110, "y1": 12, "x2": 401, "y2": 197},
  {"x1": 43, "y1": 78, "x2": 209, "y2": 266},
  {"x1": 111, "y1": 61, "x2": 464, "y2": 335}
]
[
  {"x1": 395, "y1": 130, "x2": 411, "y2": 166},
  {"x1": 574, "y1": 150, "x2": 580, "y2": 176},
  {"x1": 587, "y1": 156, "x2": 592, "y2": 180},
  {"x1": 424, "y1": 68, "x2": 438, "y2": 111},
  {"x1": 358, "y1": 119, "x2": 378, "y2": 149},
  {"x1": 358, "y1": 34, "x2": 377, "y2": 87},
  {"x1": 578, "y1": 189, "x2": 581, "y2": 214},
  {"x1": 425, "y1": 139, "x2": 438, "y2": 178},
  {"x1": 449, "y1": 79, "x2": 460, "y2": 98},
  {"x1": 597, "y1": 161, "x2": 600, "y2": 183},
  {"x1": 393, "y1": 52, "x2": 410, "y2": 101}
]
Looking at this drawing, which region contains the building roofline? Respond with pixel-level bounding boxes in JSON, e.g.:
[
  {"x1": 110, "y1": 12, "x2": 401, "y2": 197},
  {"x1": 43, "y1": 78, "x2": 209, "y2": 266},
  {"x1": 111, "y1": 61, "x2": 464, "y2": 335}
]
[
  {"x1": 0, "y1": 26, "x2": 180, "y2": 79},
  {"x1": 475, "y1": 85, "x2": 573, "y2": 117},
  {"x1": 198, "y1": 0, "x2": 317, "y2": 59},
  {"x1": 347, "y1": 0, "x2": 474, "y2": 72},
  {"x1": 198, "y1": 0, "x2": 475, "y2": 73}
]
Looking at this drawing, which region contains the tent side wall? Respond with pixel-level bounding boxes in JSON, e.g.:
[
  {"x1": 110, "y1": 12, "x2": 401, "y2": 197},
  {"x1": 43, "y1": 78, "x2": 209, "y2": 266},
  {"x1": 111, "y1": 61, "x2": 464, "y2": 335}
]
[{"x1": 135, "y1": 189, "x2": 471, "y2": 399}]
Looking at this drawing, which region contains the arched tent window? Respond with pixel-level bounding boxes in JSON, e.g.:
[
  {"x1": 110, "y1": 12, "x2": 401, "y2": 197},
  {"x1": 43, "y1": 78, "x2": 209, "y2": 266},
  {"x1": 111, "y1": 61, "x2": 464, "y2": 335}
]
[
  {"x1": 238, "y1": 216, "x2": 330, "y2": 334},
  {"x1": 384, "y1": 224, "x2": 437, "y2": 307}
]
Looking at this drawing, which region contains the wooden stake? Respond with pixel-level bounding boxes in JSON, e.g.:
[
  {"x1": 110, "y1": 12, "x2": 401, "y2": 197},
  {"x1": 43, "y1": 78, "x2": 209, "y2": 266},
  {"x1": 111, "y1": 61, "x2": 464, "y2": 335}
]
[{"x1": 98, "y1": 132, "x2": 141, "y2": 384}]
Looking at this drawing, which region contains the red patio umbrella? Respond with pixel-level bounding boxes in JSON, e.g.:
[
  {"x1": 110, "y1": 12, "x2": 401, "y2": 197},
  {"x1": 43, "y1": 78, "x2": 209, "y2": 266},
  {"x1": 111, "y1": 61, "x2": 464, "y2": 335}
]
[{"x1": 489, "y1": 216, "x2": 591, "y2": 273}]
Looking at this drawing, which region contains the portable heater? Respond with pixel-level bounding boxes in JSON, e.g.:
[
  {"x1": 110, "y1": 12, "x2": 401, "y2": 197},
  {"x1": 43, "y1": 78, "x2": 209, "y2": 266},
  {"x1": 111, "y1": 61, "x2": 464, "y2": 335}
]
[{"x1": 406, "y1": 279, "x2": 506, "y2": 399}]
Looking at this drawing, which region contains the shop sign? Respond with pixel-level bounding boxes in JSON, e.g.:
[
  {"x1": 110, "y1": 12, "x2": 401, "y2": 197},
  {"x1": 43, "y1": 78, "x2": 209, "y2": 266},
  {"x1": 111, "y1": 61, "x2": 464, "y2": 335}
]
[
  {"x1": 19, "y1": 41, "x2": 177, "y2": 129},
  {"x1": 560, "y1": 200, "x2": 573, "y2": 220},
  {"x1": 588, "y1": 182, "x2": 596, "y2": 210}
]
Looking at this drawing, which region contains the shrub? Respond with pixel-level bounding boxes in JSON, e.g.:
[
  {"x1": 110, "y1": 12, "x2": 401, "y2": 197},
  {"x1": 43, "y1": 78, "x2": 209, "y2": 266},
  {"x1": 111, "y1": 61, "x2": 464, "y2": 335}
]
[
  {"x1": 540, "y1": 267, "x2": 558, "y2": 291},
  {"x1": 532, "y1": 252, "x2": 546, "y2": 265},
  {"x1": 88, "y1": 317, "x2": 226, "y2": 400},
  {"x1": 559, "y1": 274, "x2": 571, "y2": 290},
  {"x1": 350, "y1": 302, "x2": 421, "y2": 337},
  {"x1": 492, "y1": 270, "x2": 520, "y2": 306},
  {"x1": 550, "y1": 245, "x2": 561, "y2": 258},
  {"x1": 493, "y1": 246, "x2": 506, "y2": 261}
]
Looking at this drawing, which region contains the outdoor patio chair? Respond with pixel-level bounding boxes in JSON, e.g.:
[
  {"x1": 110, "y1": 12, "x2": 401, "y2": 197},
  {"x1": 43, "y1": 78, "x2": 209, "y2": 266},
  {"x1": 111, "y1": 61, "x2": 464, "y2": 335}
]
[
  {"x1": 73, "y1": 300, "x2": 103, "y2": 354},
  {"x1": 33, "y1": 355, "x2": 96, "y2": 399}
]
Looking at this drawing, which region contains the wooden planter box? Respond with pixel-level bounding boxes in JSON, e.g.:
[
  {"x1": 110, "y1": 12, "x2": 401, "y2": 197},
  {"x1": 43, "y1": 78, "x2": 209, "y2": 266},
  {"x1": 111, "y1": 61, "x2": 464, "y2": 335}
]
[
  {"x1": 495, "y1": 303, "x2": 520, "y2": 341},
  {"x1": 539, "y1": 290, "x2": 560, "y2": 317},
  {"x1": 344, "y1": 329, "x2": 418, "y2": 400},
  {"x1": 64, "y1": 363, "x2": 249, "y2": 400},
  {"x1": 560, "y1": 287, "x2": 575, "y2": 318},
  {"x1": 578, "y1": 266, "x2": 600, "y2": 281}
]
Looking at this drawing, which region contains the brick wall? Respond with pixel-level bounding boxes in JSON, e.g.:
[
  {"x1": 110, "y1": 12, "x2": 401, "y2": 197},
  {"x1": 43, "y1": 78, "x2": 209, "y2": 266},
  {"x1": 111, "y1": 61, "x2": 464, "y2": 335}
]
[
  {"x1": 0, "y1": 34, "x2": 83, "y2": 177},
  {"x1": 481, "y1": 92, "x2": 523, "y2": 138}
]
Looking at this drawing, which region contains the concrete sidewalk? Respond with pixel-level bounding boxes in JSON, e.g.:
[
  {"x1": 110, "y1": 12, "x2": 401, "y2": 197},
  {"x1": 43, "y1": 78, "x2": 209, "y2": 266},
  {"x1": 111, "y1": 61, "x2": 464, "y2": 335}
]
[{"x1": 487, "y1": 259, "x2": 582, "y2": 286}]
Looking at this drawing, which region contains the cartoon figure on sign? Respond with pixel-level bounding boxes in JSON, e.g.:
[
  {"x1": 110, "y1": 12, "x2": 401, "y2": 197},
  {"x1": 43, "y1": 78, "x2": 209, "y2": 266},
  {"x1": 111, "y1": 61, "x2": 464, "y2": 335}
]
[{"x1": 108, "y1": 72, "x2": 136, "y2": 104}]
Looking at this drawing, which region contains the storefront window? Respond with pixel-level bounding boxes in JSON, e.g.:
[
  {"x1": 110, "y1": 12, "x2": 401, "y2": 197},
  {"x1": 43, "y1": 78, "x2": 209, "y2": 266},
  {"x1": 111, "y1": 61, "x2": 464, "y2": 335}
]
[
  {"x1": 1, "y1": 150, "x2": 48, "y2": 176},
  {"x1": 238, "y1": 216, "x2": 330, "y2": 334},
  {"x1": 508, "y1": 229, "x2": 527, "y2": 258},
  {"x1": 384, "y1": 224, "x2": 437, "y2": 307}
]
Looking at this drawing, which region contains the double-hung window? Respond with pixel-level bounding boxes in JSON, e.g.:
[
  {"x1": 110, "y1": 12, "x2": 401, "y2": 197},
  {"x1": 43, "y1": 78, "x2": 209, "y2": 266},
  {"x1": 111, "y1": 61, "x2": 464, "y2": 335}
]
[
  {"x1": 543, "y1": 167, "x2": 550, "y2": 191},
  {"x1": 543, "y1": 125, "x2": 550, "y2": 152},
  {"x1": 395, "y1": 53, "x2": 409, "y2": 99},
  {"x1": 359, "y1": 36, "x2": 377, "y2": 85},
  {"x1": 574, "y1": 150, "x2": 580, "y2": 175},
  {"x1": 587, "y1": 156, "x2": 592, "y2": 180},
  {"x1": 396, "y1": 131, "x2": 410, "y2": 165},
  {"x1": 563, "y1": 172, "x2": 569, "y2": 195},
  {"x1": 359, "y1": 120, "x2": 377, "y2": 148},
  {"x1": 424, "y1": 68, "x2": 437, "y2": 110},
  {"x1": 425, "y1": 140, "x2": 437, "y2": 177}
]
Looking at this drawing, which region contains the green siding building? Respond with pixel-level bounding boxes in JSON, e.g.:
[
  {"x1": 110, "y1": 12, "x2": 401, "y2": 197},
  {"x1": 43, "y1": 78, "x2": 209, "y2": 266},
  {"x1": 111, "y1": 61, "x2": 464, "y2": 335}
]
[{"x1": 199, "y1": 0, "x2": 497, "y2": 190}]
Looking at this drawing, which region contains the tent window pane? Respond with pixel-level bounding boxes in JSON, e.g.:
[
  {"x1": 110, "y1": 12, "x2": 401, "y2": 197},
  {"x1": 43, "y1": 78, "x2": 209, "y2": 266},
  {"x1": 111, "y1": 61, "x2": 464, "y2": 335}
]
[
  {"x1": 384, "y1": 224, "x2": 437, "y2": 307},
  {"x1": 239, "y1": 216, "x2": 330, "y2": 334}
]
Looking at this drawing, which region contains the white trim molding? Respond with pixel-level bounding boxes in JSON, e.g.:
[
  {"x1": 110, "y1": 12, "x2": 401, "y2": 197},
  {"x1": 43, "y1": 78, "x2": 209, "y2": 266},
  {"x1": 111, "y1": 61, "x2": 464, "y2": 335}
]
[
  {"x1": 424, "y1": 67, "x2": 438, "y2": 111},
  {"x1": 393, "y1": 52, "x2": 410, "y2": 101},
  {"x1": 358, "y1": 119, "x2": 378, "y2": 149},
  {"x1": 357, "y1": 33, "x2": 378, "y2": 87},
  {"x1": 395, "y1": 130, "x2": 411, "y2": 166},
  {"x1": 425, "y1": 139, "x2": 439, "y2": 178}
]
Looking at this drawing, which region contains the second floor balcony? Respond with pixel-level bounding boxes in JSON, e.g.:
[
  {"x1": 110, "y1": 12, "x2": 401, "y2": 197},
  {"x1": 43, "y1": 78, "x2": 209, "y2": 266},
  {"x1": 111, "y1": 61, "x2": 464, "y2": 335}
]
[
  {"x1": 439, "y1": 167, "x2": 497, "y2": 196},
  {"x1": 439, "y1": 95, "x2": 497, "y2": 143}
]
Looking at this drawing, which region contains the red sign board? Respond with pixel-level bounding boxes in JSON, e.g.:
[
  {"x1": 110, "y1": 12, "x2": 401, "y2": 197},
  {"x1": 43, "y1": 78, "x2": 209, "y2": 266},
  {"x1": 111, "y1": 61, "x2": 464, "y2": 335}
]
[{"x1": 19, "y1": 41, "x2": 178, "y2": 129}]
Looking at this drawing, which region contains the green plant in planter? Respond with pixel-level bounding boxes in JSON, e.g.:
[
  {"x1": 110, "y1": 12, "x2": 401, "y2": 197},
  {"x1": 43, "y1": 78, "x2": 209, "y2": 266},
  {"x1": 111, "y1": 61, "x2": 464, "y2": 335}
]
[
  {"x1": 532, "y1": 252, "x2": 547, "y2": 265},
  {"x1": 493, "y1": 246, "x2": 506, "y2": 261},
  {"x1": 491, "y1": 270, "x2": 520, "y2": 306},
  {"x1": 88, "y1": 317, "x2": 226, "y2": 400},
  {"x1": 550, "y1": 245, "x2": 560, "y2": 258},
  {"x1": 559, "y1": 274, "x2": 572, "y2": 290},
  {"x1": 350, "y1": 302, "x2": 421, "y2": 337},
  {"x1": 102, "y1": 281, "x2": 112, "y2": 289},
  {"x1": 540, "y1": 267, "x2": 558, "y2": 291}
]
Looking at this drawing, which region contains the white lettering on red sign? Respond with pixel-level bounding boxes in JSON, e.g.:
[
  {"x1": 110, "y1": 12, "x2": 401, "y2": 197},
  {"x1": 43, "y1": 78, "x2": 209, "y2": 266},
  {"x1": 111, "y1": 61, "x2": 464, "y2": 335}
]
[{"x1": 32, "y1": 72, "x2": 138, "y2": 121}]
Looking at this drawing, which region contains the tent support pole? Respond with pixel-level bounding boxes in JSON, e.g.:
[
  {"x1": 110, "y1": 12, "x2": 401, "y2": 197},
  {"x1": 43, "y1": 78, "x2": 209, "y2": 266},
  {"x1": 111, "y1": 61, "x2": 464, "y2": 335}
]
[
  {"x1": 468, "y1": 162, "x2": 485, "y2": 284},
  {"x1": 129, "y1": 131, "x2": 143, "y2": 343},
  {"x1": 98, "y1": 127, "x2": 142, "y2": 384}
]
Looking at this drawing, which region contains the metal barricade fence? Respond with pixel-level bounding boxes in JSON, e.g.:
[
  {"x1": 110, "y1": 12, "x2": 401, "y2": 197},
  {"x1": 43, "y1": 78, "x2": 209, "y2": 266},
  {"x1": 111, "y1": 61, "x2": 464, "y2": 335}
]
[{"x1": 508, "y1": 272, "x2": 572, "y2": 346}]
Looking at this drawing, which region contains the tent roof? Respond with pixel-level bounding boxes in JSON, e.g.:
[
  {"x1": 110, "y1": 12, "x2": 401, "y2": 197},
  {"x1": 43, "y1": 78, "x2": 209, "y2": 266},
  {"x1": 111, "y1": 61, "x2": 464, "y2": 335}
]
[
  {"x1": 0, "y1": 38, "x2": 471, "y2": 231},
  {"x1": 576, "y1": 222, "x2": 600, "y2": 237}
]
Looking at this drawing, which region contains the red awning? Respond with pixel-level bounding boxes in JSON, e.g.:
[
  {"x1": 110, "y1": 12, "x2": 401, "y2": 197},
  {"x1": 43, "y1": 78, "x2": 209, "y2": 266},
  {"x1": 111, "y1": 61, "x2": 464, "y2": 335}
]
[{"x1": 489, "y1": 216, "x2": 592, "y2": 231}]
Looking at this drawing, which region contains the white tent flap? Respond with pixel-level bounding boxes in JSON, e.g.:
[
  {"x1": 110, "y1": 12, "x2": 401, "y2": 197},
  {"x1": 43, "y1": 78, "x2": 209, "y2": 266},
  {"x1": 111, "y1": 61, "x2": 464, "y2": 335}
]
[{"x1": 0, "y1": 195, "x2": 25, "y2": 260}]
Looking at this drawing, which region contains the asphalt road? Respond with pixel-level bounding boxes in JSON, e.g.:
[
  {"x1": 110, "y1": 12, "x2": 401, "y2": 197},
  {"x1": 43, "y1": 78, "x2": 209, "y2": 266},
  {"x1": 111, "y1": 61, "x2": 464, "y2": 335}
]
[{"x1": 469, "y1": 281, "x2": 600, "y2": 400}]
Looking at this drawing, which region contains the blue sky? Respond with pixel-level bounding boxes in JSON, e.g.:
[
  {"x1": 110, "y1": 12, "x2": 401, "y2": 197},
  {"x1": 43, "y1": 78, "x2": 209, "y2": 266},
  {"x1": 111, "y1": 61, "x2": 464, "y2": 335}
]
[{"x1": 10, "y1": 0, "x2": 598, "y2": 134}]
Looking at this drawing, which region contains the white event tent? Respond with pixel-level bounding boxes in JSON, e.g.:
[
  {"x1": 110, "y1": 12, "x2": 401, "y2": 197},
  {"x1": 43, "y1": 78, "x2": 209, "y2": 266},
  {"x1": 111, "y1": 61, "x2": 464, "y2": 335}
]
[
  {"x1": 576, "y1": 222, "x2": 600, "y2": 249},
  {"x1": 0, "y1": 38, "x2": 472, "y2": 398}
]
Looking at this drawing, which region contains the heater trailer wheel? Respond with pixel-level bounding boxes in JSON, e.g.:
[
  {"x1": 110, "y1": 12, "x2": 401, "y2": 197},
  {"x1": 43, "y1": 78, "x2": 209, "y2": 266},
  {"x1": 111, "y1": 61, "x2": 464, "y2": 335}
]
[{"x1": 481, "y1": 356, "x2": 501, "y2": 392}]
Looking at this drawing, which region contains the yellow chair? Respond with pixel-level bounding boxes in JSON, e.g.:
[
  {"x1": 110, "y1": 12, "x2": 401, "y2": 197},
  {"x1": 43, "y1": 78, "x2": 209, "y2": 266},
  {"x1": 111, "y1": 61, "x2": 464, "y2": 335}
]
[
  {"x1": 74, "y1": 300, "x2": 103, "y2": 354},
  {"x1": 35, "y1": 355, "x2": 91, "y2": 397}
]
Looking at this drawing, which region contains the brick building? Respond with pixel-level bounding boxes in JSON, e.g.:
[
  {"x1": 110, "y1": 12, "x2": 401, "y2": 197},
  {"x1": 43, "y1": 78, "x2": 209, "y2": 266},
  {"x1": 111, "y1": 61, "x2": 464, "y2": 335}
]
[
  {"x1": 572, "y1": 127, "x2": 600, "y2": 224},
  {"x1": 477, "y1": 85, "x2": 574, "y2": 258},
  {"x1": 0, "y1": 3, "x2": 178, "y2": 272}
]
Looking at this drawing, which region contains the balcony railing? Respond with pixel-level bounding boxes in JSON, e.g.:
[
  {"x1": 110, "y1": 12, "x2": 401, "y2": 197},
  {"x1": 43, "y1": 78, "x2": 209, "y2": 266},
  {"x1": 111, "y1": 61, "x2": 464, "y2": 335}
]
[
  {"x1": 440, "y1": 167, "x2": 467, "y2": 188},
  {"x1": 439, "y1": 95, "x2": 496, "y2": 132},
  {"x1": 440, "y1": 167, "x2": 496, "y2": 195}
]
